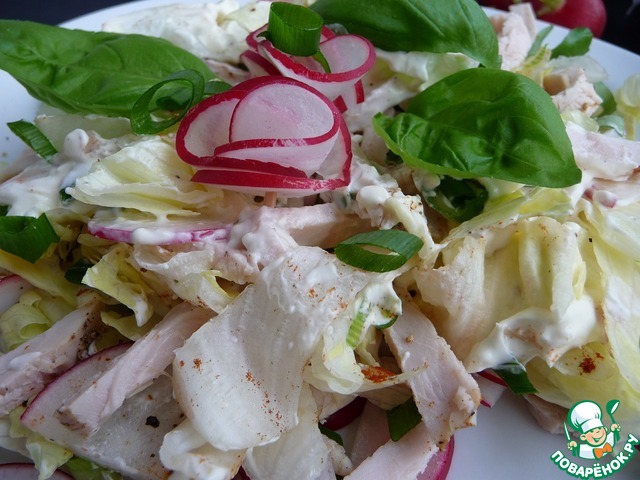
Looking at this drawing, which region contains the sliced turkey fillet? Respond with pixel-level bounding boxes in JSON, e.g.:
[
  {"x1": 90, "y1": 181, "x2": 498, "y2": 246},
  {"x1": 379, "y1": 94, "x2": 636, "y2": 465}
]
[
  {"x1": 384, "y1": 301, "x2": 481, "y2": 448},
  {"x1": 55, "y1": 302, "x2": 211, "y2": 437},
  {"x1": 0, "y1": 296, "x2": 104, "y2": 416}
]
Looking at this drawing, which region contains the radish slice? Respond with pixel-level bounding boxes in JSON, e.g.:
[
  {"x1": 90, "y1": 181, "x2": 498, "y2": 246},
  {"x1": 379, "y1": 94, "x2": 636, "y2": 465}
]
[
  {"x1": 177, "y1": 76, "x2": 351, "y2": 196},
  {"x1": 21, "y1": 342, "x2": 132, "y2": 433},
  {"x1": 240, "y1": 50, "x2": 280, "y2": 77},
  {"x1": 0, "y1": 274, "x2": 31, "y2": 315},
  {"x1": 21, "y1": 342, "x2": 182, "y2": 480},
  {"x1": 0, "y1": 463, "x2": 72, "y2": 480},
  {"x1": 416, "y1": 437, "x2": 455, "y2": 480},
  {"x1": 320, "y1": 396, "x2": 367, "y2": 431},
  {"x1": 87, "y1": 216, "x2": 231, "y2": 245},
  {"x1": 473, "y1": 371, "x2": 507, "y2": 408},
  {"x1": 244, "y1": 26, "x2": 375, "y2": 112}
]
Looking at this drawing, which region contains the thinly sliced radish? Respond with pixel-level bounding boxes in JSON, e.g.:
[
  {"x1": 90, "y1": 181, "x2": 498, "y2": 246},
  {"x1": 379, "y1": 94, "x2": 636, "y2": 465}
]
[
  {"x1": 55, "y1": 303, "x2": 211, "y2": 438},
  {"x1": 21, "y1": 342, "x2": 183, "y2": 480},
  {"x1": 87, "y1": 216, "x2": 231, "y2": 245},
  {"x1": 21, "y1": 342, "x2": 132, "y2": 433},
  {"x1": 240, "y1": 50, "x2": 280, "y2": 77},
  {"x1": 320, "y1": 396, "x2": 367, "y2": 431},
  {"x1": 177, "y1": 76, "x2": 351, "y2": 196},
  {"x1": 0, "y1": 274, "x2": 31, "y2": 315},
  {"x1": 416, "y1": 437, "x2": 455, "y2": 480},
  {"x1": 245, "y1": 26, "x2": 375, "y2": 112},
  {"x1": 0, "y1": 463, "x2": 72, "y2": 480},
  {"x1": 0, "y1": 297, "x2": 105, "y2": 416},
  {"x1": 474, "y1": 371, "x2": 507, "y2": 408}
]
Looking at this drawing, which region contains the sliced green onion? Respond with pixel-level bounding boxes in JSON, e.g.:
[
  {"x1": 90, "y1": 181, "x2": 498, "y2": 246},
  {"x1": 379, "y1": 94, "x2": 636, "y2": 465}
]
[
  {"x1": 425, "y1": 176, "x2": 488, "y2": 223},
  {"x1": 597, "y1": 115, "x2": 626, "y2": 136},
  {"x1": 335, "y1": 230, "x2": 423, "y2": 273},
  {"x1": 0, "y1": 213, "x2": 59, "y2": 263},
  {"x1": 492, "y1": 361, "x2": 537, "y2": 395},
  {"x1": 346, "y1": 303, "x2": 371, "y2": 348},
  {"x1": 204, "y1": 80, "x2": 232, "y2": 96},
  {"x1": 318, "y1": 424, "x2": 344, "y2": 446},
  {"x1": 265, "y1": 2, "x2": 324, "y2": 56},
  {"x1": 551, "y1": 27, "x2": 592, "y2": 59},
  {"x1": 0, "y1": 205, "x2": 8, "y2": 216},
  {"x1": 65, "y1": 258, "x2": 93, "y2": 285},
  {"x1": 262, "y1": 2, "x2": 331, "y2": 72},
  {"x1": 130, "y1": 69, "x2": 207, "y2": 135},
  {"x1": 387, "y1": 397, "x2": 421, "y2": 441},
  {"x1": 7, "y1": 120, "x2": 58, "y2": 161},
  {"x1": 594, "y1": 82, "x2": 617, "y2": 116},
  {"x1": 527, "y1": 24, "x2": 553, "y2": 58}
]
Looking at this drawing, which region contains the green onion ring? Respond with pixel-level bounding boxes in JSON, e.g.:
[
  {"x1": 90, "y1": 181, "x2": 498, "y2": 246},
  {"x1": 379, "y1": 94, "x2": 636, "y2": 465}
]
[
  {"x1": 7, "y1": 120, "x2": 57, "y2": 161},
  {"x1": 0, "y1": 213, "x2": 59, "y2": 263},
  {"x1": 335, "y1": 230, "x2": 424, "y2": 273},
  {"x1": 130, "y1": 69, "x2": 206, "y2": 135}
]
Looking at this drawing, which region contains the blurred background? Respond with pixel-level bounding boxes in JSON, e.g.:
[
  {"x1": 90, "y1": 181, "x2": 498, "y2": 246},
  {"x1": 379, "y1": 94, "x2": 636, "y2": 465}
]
[{"x1": 2, "y1": 0, "x2": 640, "y2": 54}]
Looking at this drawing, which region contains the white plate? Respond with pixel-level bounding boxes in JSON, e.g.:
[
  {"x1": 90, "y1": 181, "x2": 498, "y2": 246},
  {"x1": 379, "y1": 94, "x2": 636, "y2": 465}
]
[{"x1": 1, "y1": 2, "x2": 640, "y2": 479}]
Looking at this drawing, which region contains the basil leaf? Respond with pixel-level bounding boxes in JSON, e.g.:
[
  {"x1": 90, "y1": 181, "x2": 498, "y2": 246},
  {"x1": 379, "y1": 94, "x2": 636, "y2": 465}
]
[
  {"x1": 373, "y1": 68, "x2": 581, "y2": 188},
  {"x1": 310, "y1": 0, "x2": 500, "y2": 69},
  {"x1": 492, "y1": 362, "x2": 537, "y2": 395},
  {"x1": 425, "y1": 176, "x2": 488, "y2": 222},
  {"x1": 551, "y1": 27, "x2": 592, "y2": 59},
  {"x1": 0, "y1": 20, "x2": 217, "y2": 118}
]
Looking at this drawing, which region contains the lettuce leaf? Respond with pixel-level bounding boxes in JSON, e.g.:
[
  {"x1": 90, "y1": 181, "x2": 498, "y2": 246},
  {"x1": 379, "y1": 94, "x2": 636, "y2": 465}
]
[{"x1": 0, "y1": 288, "x2": 73, "y2": 351}]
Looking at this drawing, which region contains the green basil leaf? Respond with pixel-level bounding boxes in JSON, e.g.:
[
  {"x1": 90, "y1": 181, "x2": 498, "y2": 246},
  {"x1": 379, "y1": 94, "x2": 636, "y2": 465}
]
[
  {"x1": 387, "y1": 397, "x2": 421, "y2": 441},
  {"x1": 373, "y1": 68, "x2": 581, "y2": 188},
  {"x1": 0, "y1": 20, "x2": 217, "y2": 118},
  {"x1": 492, "y1": 362, "x2": 537, "y2": 395},
  {"x1": 7, "y1": 120, "x2": 57, "y2": 161},
  {"x1": 311, "y1": 0, "x2": 500, "y2": 69},
  {"x1": 0, "y1": 213, "x2": 59, "y2": 263},
  {"x1": 551, "y1": 27, "x2": 592, "y2": 59},
  {"x1": 425, "y1": 176, "x2": 488, "y2": 222}
]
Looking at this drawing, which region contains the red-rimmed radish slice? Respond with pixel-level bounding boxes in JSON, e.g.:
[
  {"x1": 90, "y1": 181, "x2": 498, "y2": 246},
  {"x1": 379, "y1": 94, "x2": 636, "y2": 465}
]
[
  {"x1": 21, "y1": 342, "x2": 131, "y2": 433},
  {"x1": 177, "y1": 76, "x2": 352, "y2": 196},
  {"x1": 191, "y1": 166, "x2": 348, "y2": 197},
  {"x1": 217, "y1": 80, "x2": 343, "y2": 177},
  {"x1": 0, "y1": 463, "x2": 72, "y2": 480},
  {"x1": 416, "y1": 437, "x2": 455, "y2": 480},
  {"x1": 0, "y1": 274, "x2": 31, "y2": 315},
  {"x1": 87, "y1": 217, "x2": 230, "y2": 245},
  {"x1": 240, "y1": 50, "x2": 280, "y2": 77},
  {"x1": 256, "y1": 33, "x2": 375, "y2": 111},
  {"x1": 320, "y1": 396, "x2": 367, "y2": 431},
  {"x1": 474, "y1": 370, "x2": 507, "y2": 408}
]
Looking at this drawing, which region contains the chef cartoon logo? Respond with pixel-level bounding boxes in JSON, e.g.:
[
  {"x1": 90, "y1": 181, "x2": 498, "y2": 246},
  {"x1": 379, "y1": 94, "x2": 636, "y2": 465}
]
[
  {"x1": 565, "y1": 400, "x2": 620, "y2": 460},
  {"x1": 550, "y1": 399, "x2": 639, "y2": 479}
]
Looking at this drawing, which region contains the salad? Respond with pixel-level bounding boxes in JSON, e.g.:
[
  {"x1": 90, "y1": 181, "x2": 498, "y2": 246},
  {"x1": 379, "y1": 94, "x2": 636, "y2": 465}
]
[{"x1": 1, "y1": 0, "x2": 640, "y2": 479}]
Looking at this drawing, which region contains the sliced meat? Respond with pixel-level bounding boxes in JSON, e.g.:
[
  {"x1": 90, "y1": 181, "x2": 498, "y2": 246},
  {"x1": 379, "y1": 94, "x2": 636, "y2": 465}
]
[
  {"x1": 384, "y1": 301, "x2": 481, "y2": 448},
  {"x1": 55, "y1": 302, "x2": 211, "y2": 437},
  {"x1": 0, "y1": 296, "x2": 104, "y2": 416}
]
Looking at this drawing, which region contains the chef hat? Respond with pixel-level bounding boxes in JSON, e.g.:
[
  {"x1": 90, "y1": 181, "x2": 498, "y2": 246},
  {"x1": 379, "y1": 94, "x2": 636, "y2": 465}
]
[{"x1": 569, "y1": 400, "x2": 604, "y2": 434}]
